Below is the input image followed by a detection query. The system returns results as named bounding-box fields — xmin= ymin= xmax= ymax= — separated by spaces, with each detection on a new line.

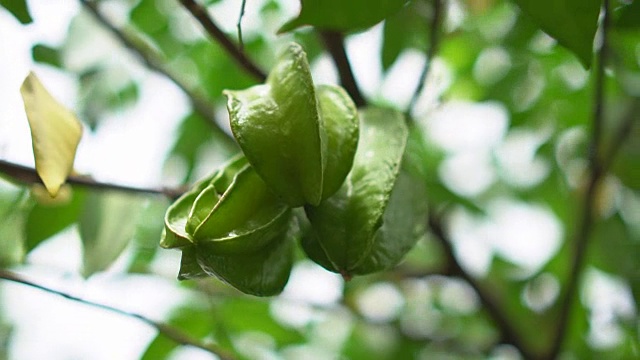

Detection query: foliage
xmin=0 ymin=0 xmax=639 ymax=359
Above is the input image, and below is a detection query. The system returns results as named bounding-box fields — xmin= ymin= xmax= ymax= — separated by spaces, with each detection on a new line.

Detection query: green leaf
xmin=25 ymin=188 xmax=86 ymax=253
xmin=218 ymin=298 xmax=305 ymax=347
xmin=0 ymin=189 xmax=27 ymax=266
xmin=512 ymin=0 xmax=601 ymax=68
xmin=615 ymin=0 xmax=640 ymax=29
xmin=141 ymin=304 xmax=215 ymax=360
xmin=381 ymin=0 xmax=428 ymax=71
xmin=0 ymin=0 xmax=32 ymax=24
xmin=31 ymin=44 xmax=62 ymax=68
xmin=225 ymin=43 xmax=323 ymax=207
xmin=303 ymin=108 xmax=408 ymax=277
xmin=279 ymin=0 xmax=408 ymax=33
xmin=79 ymin=192 xmax=144 ymax=277
xmin=20 ymin=72 xmax=83 ymax=197
xmin=127 ymin=198 xmax=169 ymax=274
xmin=168 ymin=113 xmax=235 ymax=184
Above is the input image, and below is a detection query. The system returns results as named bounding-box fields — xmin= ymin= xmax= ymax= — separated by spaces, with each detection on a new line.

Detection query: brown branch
xmin=79 ymin=0 xmax=233 ymax=144
xmin=178 ymin=0 xmax=267 ymax=82
xmin=0 ymin=159 xmax=184 ymax=199
xmin=407 ymin=0 xmax=444 ymax=116
xmin=428 ymin=211 xmax=539 ymax=360
xmin=0 ymin=269 xmax=235 ymax=360
xmin=319 ymin=31 xmax=367 ymax=107
xmin=546 ymin=1 xmax=610 ymax=358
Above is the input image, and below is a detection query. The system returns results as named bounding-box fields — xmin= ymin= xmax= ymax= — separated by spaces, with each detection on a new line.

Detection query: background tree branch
xmin=408 ymin=0 xmax=443 ymax=116
xmin=79 ymin=0 xmax=233 ymax=145
xmin=178 ymin=0 xmax=267 ymax=82
xmin=319 ymin=31 xmax=367 ymax=107
xmin=0 ymin=159 xmax=183 ymax=199
xmin=428 ymin=211 xmax=539 ymax=360
xmin=547 ymin=1 xmax=611 ymax=358
xmin=0 ymin=269 xmax=236 ymax=360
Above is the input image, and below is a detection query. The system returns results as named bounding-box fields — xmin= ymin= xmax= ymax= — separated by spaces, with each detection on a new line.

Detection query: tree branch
xmin=79 ymin=0 xmax=233 ymax=144
xmin=0 ymin=269 xmax=235 ymax=360
xmin=427 ymin=211 xmax=539 ymax=360
xmin=0 ymin=159 xmax=184 ymax=199
xmin=319 ymin=31 xmax=367 ymax=107
xmin=546 ymin=1 xmax=611 ymax=358
xmin=408 ymin=0 xmax=443 ymax=116
xmin=178 ymin=0 xmax=267 ymax=82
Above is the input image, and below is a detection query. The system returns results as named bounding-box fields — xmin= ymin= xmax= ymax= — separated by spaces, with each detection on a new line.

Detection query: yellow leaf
xmin=20 ymin=72 xmax=83 ymax=197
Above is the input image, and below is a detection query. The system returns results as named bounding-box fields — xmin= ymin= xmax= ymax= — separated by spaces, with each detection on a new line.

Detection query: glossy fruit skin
xmin=225 ymin=43 xmax=359 ymax=208
xmin=161 ymin=155 xmax=294 ymax=296
xmin=303 ymin=108 xmax=426 ymax=278
xmin=161 ymin=43 xmax=423 ymax=296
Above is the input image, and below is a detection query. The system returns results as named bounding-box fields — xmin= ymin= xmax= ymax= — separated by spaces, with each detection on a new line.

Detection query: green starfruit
xmin=161 ymin=155 xmax=294 ymax=296
xmin=303 ymin=108 xmax=425 ymax=278
xmin=224 ymin=42 xmax=358 ymax=207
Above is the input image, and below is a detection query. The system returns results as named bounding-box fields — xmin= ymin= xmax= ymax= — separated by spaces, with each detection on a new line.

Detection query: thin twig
xmin=407 ymin=0 xmax=443 ymax=116
xmin=427 ymin=211 xmax=539 ymax=360
xmin=0 ymin=269 xmax=235 ymax=360
xmin=178 ymin=0 xmax=267 ymax=82
xmin=237 ymin=0 xmax=247 ymax=50
xmin=0 ymin=159 xmax=184 ymax=199
xmin=319 ymin=31 xmax=367 ymax=107
xmin=79 ymin=0 xmax=233 ymax=144
xmin=546 ymin=1 xmax=610 ymax=358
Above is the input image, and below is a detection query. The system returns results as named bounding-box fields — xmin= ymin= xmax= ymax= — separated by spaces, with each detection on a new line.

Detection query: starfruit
xmin=303 ymin=108 xmax=426 ymax=279
xmin=224 ymin=42 xmax=358 ymax=207
xmin=161 ymin=155 xmax=294 ymax=296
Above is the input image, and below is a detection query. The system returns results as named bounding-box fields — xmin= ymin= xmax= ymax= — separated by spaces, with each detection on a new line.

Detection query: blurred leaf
xmin=127 ymin=198 xmax=169 ymax=273
xmin=483 ymin=257 xmax=557 ymax=354
xmin=218 ymin=298 xmax=304 ymax=347
xmin=381 ymin=0 xmax=428 ymax=71
xmin=404 ymin=125 xmax=484 ymax=213
xmin=130 ymin=0 xmax=182 ymax=58
xmin=20 ymin=72 xmax=83 ymax=197
xmin=615 ymin=0 xmax=640 ymax=29
xmin=24 ymin=188 xmax=86 ymax=253
xmin=589 ymin=214 xmax=640 ymax=287
xmin=106 ymin=82 xmax=139 ymax=109
xmin=79 ymin=191 xmax=144 ymax=277
xmin=31 ymin=44 xmax=62 ymax=68
xmin=0 ymin=188 xmax=27 ymax=266
xmin=512 ymin=0 xmax=601 ymax=68
xmin=77 ymin=70 xmax=139 ymax=131
xmin=279 ymin=0 xmax=408 ymax=33
xmin=0 ymin=317 xmax=12 ymax=360
xmin=167 ymin=113 xmax=232 ymax=184
xmin=141 ymin=304 xmax=214 ymax=360
xmin=611 ymin=123 xmax=640 ymax=190
xmin=185 ymin=39 xmax=259 ymax=99
xmin=0 ymin=0 xmax=32 ymax=24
